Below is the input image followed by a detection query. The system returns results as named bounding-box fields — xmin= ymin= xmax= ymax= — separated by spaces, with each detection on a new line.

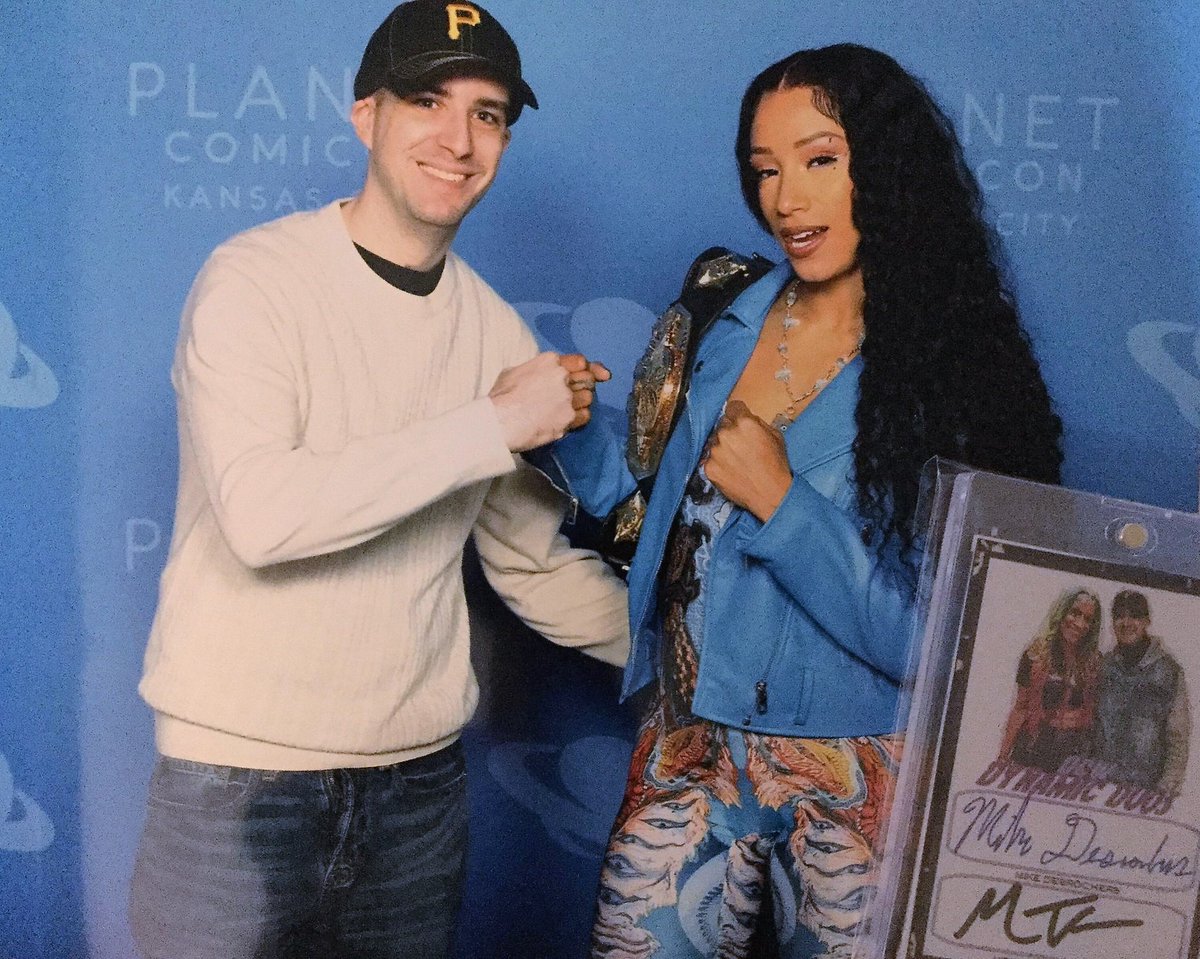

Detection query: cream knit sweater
xmin=139 ymin=201 xmax=628 ymax=770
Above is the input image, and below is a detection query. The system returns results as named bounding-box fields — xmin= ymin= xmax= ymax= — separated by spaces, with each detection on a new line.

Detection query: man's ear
xmin=349 ymin=95 xmax=378 ymax=150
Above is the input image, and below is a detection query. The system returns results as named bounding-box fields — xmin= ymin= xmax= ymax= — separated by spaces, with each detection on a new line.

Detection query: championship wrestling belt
xmin=605 ymin=247 xmax=773 ymax=568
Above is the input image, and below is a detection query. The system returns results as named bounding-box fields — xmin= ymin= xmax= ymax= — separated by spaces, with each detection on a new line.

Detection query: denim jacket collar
xmin=724 ymin=259 xmax=795 ymax=332
xmin=694 ymin=259 xmax=861 ymax=474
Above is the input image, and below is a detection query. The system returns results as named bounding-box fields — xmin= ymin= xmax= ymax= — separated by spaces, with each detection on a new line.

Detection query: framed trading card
xmin=901 ymin=535 xmax=1200 ymax=959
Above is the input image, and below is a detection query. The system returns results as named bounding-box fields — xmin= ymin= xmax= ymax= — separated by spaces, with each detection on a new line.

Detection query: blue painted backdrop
xmin=3 ymin=1 xmax=1199 ymax=956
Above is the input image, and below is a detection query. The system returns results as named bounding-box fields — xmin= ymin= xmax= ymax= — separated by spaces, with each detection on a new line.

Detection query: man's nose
xmin=437 ymin=109 xmax=474 ymax=158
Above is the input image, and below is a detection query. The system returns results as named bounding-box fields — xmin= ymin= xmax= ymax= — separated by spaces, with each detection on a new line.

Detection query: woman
xmin=553 ymin=44 xmax=1062 ymax=958
xmin=999 ymin=588 xmax=1103 ymax=773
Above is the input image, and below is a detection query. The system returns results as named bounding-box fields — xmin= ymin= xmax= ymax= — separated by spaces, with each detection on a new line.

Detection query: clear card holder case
xmin=864 ymin=461 xmax=1200 ymax=959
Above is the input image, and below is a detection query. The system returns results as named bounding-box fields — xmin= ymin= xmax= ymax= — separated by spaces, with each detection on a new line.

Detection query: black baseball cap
xmin=1112 ymin=589 xmax=1150 ymax=619
xmin=354 ymin=0 xmax=538 ymax=123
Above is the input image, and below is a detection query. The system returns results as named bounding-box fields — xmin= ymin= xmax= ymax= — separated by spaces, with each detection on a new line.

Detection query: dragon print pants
xmin=589 ymin=707 xmax=902 ymax=958
xmin=591 ymin=485 xmax=901 ymax=958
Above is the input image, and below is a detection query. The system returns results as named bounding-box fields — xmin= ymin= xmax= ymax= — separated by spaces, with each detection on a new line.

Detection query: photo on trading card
xmin=906 ymin=536 xmax=1200 ymax=959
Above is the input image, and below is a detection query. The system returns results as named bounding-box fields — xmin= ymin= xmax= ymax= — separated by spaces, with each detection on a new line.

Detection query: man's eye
xmin=476 ymin=110 xmax=503 ymax=126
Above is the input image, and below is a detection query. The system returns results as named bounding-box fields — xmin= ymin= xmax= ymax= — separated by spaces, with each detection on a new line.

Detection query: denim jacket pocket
xmin=791 ymin=668 xmax=815 ymax=725
xmin=751 ymin=605 xmax=817 ymax=727
xmin=763 ymin=625 xmax=816 ymax=726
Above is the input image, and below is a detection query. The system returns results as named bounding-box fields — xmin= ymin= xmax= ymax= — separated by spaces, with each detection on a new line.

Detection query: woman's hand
xmin=557 ymin=353 xmax=611 ymax=430
xmin=703 ymin=401 xmax=792 ymax=522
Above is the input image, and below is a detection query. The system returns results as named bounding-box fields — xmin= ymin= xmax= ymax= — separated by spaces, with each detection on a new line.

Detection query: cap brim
xmin=387 ymin=52 xmax=537 ymax=110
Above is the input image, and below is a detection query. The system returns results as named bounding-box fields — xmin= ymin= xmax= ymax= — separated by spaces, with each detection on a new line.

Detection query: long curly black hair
xmin=736 ymin=44 xmax=1062 ymax=557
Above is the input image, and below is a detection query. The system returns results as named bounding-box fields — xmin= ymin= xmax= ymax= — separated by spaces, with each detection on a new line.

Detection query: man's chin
xmin=416 ymin=198 xmax=484 ymax=232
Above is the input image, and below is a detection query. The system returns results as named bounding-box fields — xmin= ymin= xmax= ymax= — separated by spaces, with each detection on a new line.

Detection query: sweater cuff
xmin=454 ymin=396 xmax=520 ymax=479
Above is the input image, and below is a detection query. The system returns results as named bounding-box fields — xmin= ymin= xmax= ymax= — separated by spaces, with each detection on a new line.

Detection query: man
xmin=128 ymin=3 xmax=626 ymax=957
xmin=1096 ymin=589 xmax=1190 ymax=794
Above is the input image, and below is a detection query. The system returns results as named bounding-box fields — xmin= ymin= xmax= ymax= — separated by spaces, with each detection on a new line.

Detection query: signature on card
xmin=953 ymin=881 xmax=1142 ymax=948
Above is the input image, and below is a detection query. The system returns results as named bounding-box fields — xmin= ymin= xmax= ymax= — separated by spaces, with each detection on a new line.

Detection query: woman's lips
xmin=780 ymin=226 xmax=828 ymax=258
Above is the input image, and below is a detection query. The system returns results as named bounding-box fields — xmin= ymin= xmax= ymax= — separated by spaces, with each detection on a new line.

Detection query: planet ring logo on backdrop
xmin=0 ymin=299 xmax=59 ymax=409
xmin=1128 ymin=321 xmax=1200 ymax=429
xmin=486 ymin=735 xmax=630 ymax=857
xmin=516 ymin=297 xmax=658 ymax=417
xmin=0 ymin=750 xmax=55 ymax=853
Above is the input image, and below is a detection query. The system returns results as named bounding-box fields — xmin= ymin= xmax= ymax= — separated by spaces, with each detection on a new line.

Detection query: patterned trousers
xmin=590 ymin=700 xmax=902 ymax=959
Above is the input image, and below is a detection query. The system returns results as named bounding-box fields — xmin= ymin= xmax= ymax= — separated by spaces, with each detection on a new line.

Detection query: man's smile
xmin=417 ymin=161 xmax=472 ymax=184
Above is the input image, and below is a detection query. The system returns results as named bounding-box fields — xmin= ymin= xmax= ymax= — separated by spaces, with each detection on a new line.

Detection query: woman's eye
xmin=753 ymin=167 xmax=778 ymax=181
xmin=808 ymin=154 xmax=838 ymax=168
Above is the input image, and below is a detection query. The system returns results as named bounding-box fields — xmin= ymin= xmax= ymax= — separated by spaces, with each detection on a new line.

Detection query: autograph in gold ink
xmin=953 ymin=881 xmax=1142 ymax=947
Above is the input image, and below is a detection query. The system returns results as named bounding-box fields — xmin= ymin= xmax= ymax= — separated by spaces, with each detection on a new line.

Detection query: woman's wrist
xmin=748 ymin=474 xmax=791 ymax=523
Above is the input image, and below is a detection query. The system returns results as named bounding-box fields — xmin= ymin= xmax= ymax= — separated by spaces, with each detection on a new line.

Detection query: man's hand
xmin=490 ymin=352 xmax=602 ymax=452
xmin=702 ymin=401 xmax=792 ymax=522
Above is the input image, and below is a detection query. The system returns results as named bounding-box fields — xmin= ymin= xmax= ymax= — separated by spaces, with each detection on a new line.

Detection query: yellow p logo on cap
xmin=446 ymin=3 xmax=481 ymax=40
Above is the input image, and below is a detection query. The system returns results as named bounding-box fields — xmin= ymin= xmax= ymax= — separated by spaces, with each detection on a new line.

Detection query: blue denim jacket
xmin=552 ymin=261 xmax=915 ymax=736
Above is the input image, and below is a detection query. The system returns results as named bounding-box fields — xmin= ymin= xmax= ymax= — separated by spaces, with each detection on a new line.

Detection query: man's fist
xmin=489 ymin=352 xmax=591 ymax=452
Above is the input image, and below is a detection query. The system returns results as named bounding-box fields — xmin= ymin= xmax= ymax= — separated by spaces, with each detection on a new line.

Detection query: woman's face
xmin=749 ymin=85 xmax=861 ymax=288
xmin=1059 ymin=594 xmax=1097 ymax=648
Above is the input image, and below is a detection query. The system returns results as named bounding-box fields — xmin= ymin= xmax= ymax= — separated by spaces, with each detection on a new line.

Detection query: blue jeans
xmin=129 ymin=742 xmax=468 ymax=959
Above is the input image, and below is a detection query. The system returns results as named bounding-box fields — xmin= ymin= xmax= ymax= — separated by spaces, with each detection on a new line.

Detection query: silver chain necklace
xmin=771 ymin=280 xmax=864 ymax=432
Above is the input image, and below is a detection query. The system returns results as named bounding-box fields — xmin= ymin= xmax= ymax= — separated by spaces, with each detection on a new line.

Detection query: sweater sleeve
xmin=473 ymin=459 xmax=630 ymax=667
xmin=175 ymin=261 xmax=517 ymax=568
xmin=736 ymin=473 xmax=916 ymax=682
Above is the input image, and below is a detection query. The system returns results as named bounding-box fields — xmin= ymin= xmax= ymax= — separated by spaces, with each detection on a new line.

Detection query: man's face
xmin=1113 ymin=609 xmax=1150 ymax=646
xmin=351 ymin=75 xmax=511 ymax=237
